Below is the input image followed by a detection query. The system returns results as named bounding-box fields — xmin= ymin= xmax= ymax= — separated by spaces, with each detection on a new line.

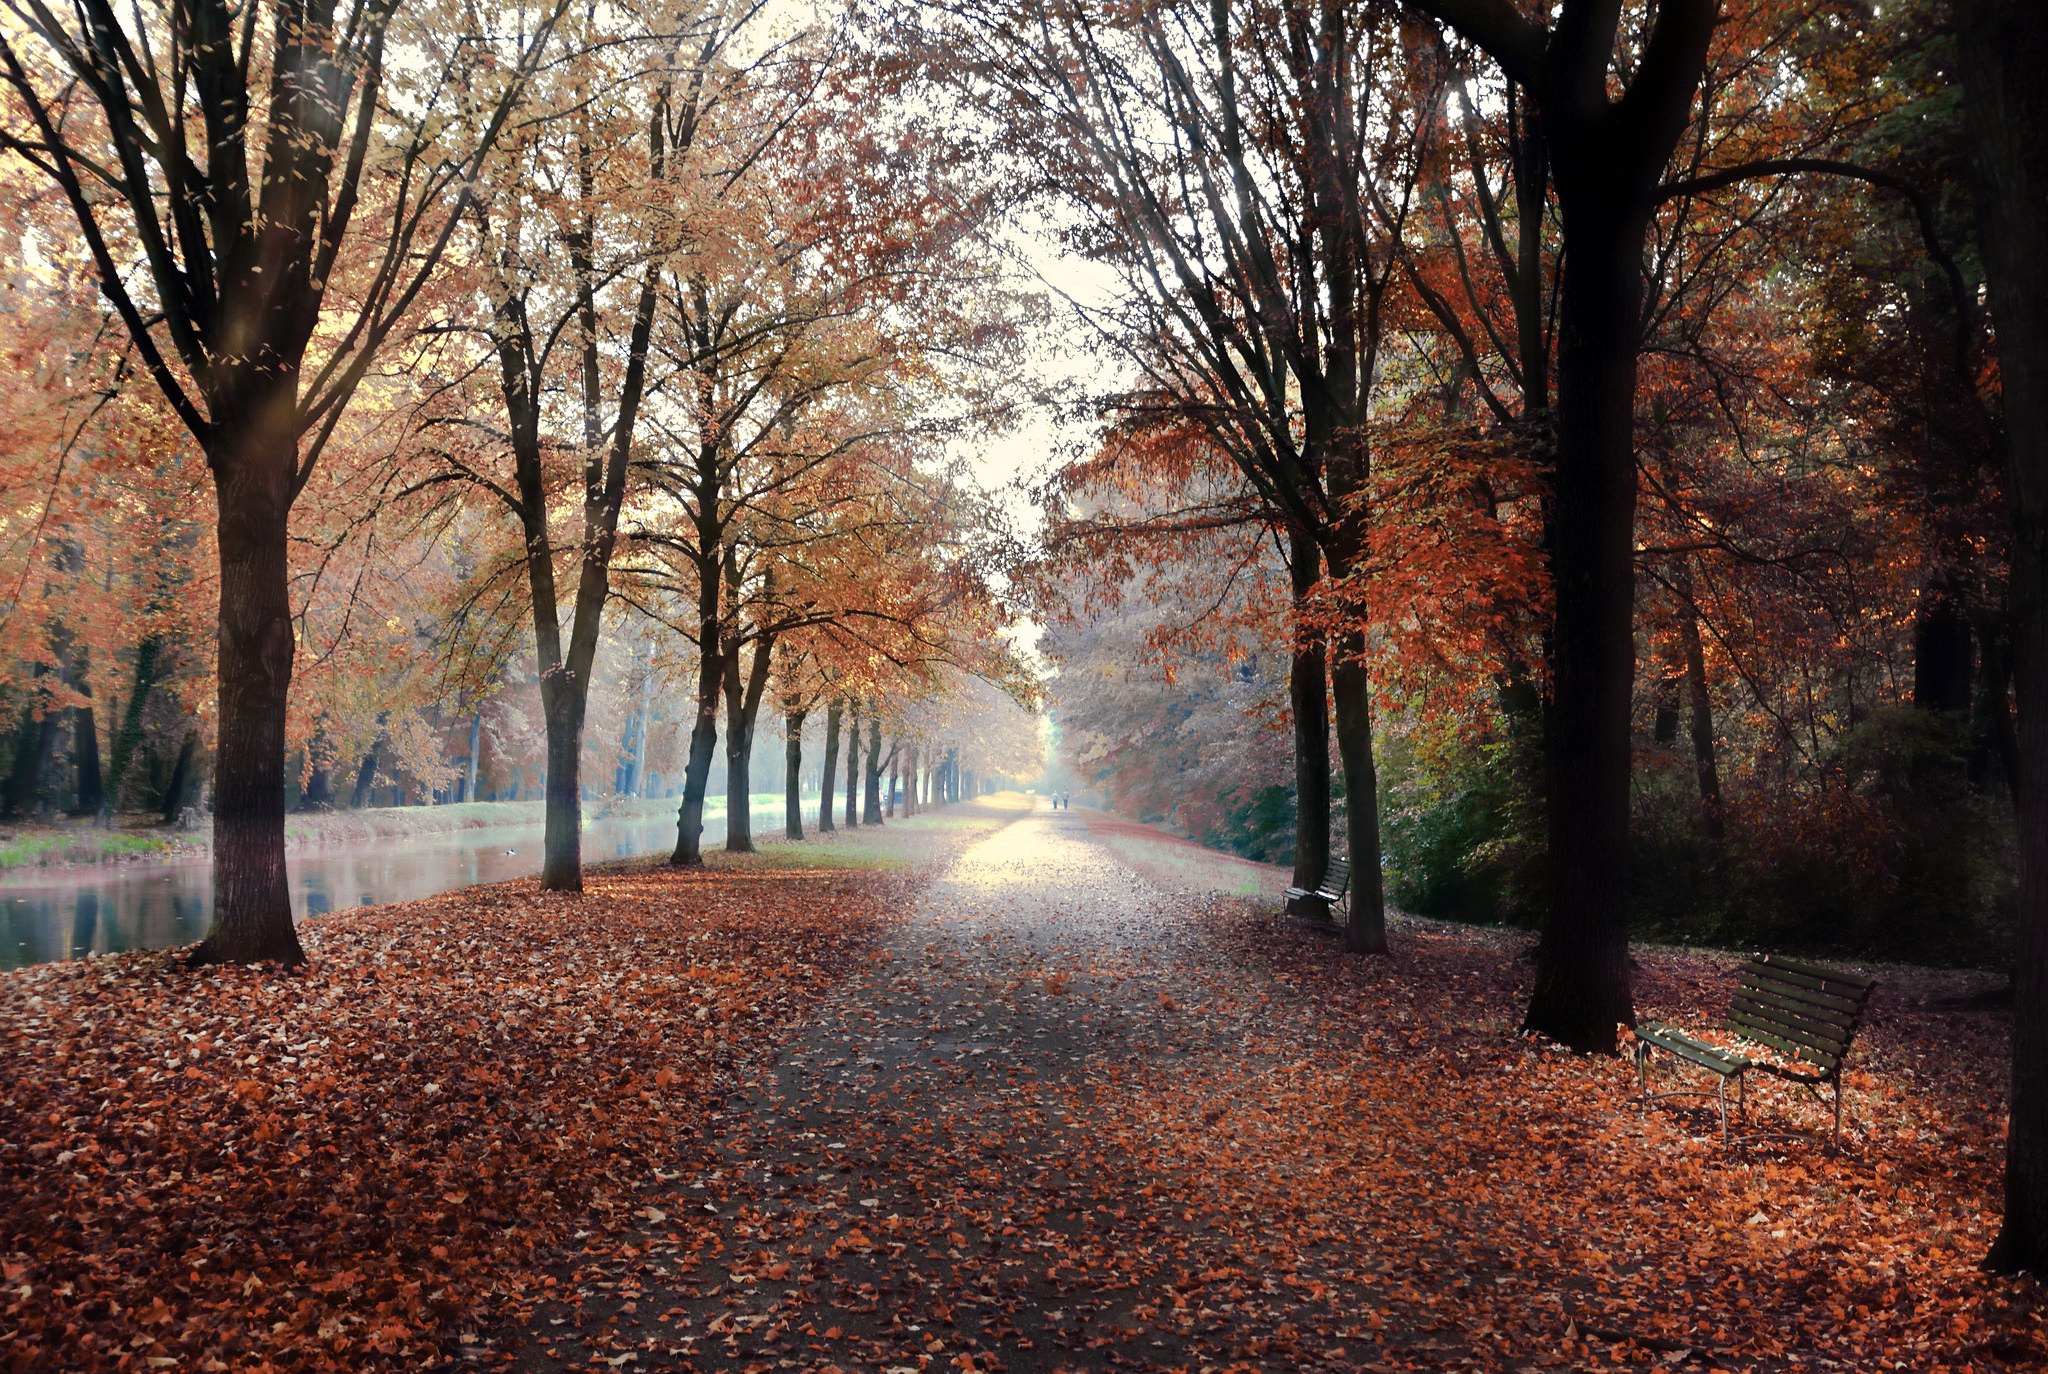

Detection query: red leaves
xmin=0 ymin=858 xmax=902 ymax=1372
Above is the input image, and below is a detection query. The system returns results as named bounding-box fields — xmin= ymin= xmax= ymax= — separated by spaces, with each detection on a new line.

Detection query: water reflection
xmin=2 ymin=803 xmax=778 ymax=971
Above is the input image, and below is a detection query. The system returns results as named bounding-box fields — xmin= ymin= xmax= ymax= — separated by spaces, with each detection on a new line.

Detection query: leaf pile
xmin=495 ymin=808 xmax=2045 ymax=1373
xmin=0 ymin=860 xmax=905 ymax=1372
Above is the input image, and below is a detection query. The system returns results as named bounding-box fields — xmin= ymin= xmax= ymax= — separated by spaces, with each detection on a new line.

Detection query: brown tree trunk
xmin=724 ymin=634 xmax=774 ymax=853
xmin=1960 ymin=0 xmax=2048 ymax=1277
xmin=862 ymin=717 xmax=885 ymax=824
xmin=1521 ymin=192 xmax=1644 ymax=1051
xmin=819 ymin=698 xmax=841 ymax=833
xmin=1679 ymin=610 xmax=1725 ymax=839
xmin=106 ymin=634 xmax=161 ymax=814
xmin=1413 ymin=0 xmax=1715 ymax=1056
xmin=786 ymin=707 xmax=807 ymax=840
xmin=886 ymin=743 xmax=899 ymax=818
xmin=672 ymin=554 xmax=723 ymax=867
xmin=161 ymin=728 xmax=199 ymax=825
xmin=1286 ymin=526 xmax=1332 ymax=915
xmin=539 ymin=668 xmax=586 ymax=887
xmin=843 ymin=701 xmax=861 ymax=828
xmin=1329 ymin=630 xmax=1387 ymax=954
xmin=193 ymin=450 xmax=303 ymax=966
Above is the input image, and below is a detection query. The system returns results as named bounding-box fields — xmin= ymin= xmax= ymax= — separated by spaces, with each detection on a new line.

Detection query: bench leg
xmin=1833 ymin=1079 xmax=1842 ymax=1147
xmin=1716 ymin=1074 xmax=1729 ymax=1145
xmin=1636 ymin=1041 xmax=1649 ymax=1106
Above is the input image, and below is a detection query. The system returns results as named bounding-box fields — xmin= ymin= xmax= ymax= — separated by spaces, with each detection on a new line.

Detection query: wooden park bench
xmin=1284 ymin=857 xmax=1350 ymax=923
xmin=1635 ymin=954 xmax=1877 ymax=1146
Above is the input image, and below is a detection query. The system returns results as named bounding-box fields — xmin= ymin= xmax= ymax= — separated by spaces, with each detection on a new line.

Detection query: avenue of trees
xmin=5 ymin=0 xmax=2048 ymax=1275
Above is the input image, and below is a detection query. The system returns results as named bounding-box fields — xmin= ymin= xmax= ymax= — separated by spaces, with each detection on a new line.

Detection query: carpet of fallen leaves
xmin=6 ymin=795 xmax=2048 ymax=1373
xmin=0 ymin=858 xmax=915 ymax=1371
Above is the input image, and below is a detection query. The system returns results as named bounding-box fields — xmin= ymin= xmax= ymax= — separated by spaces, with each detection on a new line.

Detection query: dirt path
xmin=504 ymin=798 xmax=1347 ymax=1372
xmin=499 ymin=796 xmax=2035 ymax=1374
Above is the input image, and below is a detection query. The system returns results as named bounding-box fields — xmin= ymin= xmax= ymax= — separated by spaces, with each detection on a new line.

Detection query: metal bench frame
xmin=1635 ymin=953 xmax=1876 ymax=1146
xmin=1284 ymin=857 xmax=1351 ymax=922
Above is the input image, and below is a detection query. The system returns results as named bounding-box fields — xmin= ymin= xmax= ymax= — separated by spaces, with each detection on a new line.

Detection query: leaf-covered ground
xmin=5 ymin=794 xmax=2045 ymax=1371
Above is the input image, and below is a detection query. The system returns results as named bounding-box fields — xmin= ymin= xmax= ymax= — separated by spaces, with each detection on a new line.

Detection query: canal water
xmin=2 ymin=799 xmax=792 ymax=971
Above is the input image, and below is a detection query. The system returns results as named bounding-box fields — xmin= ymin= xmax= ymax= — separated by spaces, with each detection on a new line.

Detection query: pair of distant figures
xmin=1050 ymin=791 xmax=1072 ymax=810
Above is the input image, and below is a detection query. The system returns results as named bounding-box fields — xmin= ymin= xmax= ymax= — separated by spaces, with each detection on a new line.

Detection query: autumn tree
xmin=0 ymin=0 xmax=563 ymax=962
xmin=1956 ymin=0 xmax=2048 ymax=1282
xmin=410 ymin=1 xmax=747 ymax=890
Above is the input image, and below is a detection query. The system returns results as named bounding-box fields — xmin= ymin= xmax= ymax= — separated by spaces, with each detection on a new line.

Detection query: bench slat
xmin=1729 ymin=1000 xmax=1852 ymax=1049
xmin=1731 ymin=1022 xmax=1842 ymax=1073
xmin=1732 ymin=985 xmax=1860 ymax=1031
xmin=1637 ymin=1023 xmax=1748 ymax=1075
xmin=1750 ymin=953 xmax=1876 ymax=993
xmin=1742 ymin=959 xmax=1875 ymax=1003
xmin=1738 ymin=971 xmax=1866 ymax=1018
xmin=1729 ymin=1007 xmax=1850 ymax=1057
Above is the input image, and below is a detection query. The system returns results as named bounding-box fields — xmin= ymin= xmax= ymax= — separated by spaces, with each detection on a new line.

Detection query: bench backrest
xmin=1725 ymin=954 xmax=1877 ymax=1078
xmin=1322 ymin=858 xmax=1350 ymax=895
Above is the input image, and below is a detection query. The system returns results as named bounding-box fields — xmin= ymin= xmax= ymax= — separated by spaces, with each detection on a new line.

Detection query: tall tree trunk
xmin=72 ymin=680 xmax=104 ymax=820
xmin=844 ymin=702 xmax=861 ymax=828
xmin=4 ymin=680 xmax=50 ymax=819
xmin=1521 ymin=189 xmax=1645 ymax=1051
xmin=465 ymin=712 xmax=482 ymax=804
xmin=1329 ymin=630 xmax=1387 ymax=954
xmin=1286 ymin=527 xmax=1332 ymax=914
xmin=671 ymin=562 xmax=723 ymax=867
xmin=299 ymin=735 xmax=335 ymax=812
xmin=785 ymin=707 xmax=807 ymax=840
xmin=1915 ymin=579 xmax=1976 ymax=713
xmin=1961 ymin=0 xmax=2048 ymax=1277
xmin=819 ymin=698 xmax=842 ymax=833
xmin=161 ymin=728 xmax=199 ymax=825
xmin=862 ymin=717 xmax=885 ymax=824
xmin=349 ymin=738 xmax=379 ymax=810
xmin=1412 ymin=0 xmax=1715 ymax=1055
xmin=724 ymin=634 xmax=775 ymax=854
xmin=904 ymin=744 xmax=918 ymax=816
xmin=193 ymin=451 xmax=303 ymax=966
xmin=539 ymin=669 xmax=586 ymax=886
xmin=105 ymin=634 xmax=161 ymax=814
xmin=886 ymin=743 xmax=899 ymax=818
xmin=1679 ymin=609 xmax=1725 ymax=839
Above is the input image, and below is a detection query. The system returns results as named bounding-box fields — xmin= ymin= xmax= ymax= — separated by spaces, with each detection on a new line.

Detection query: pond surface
xmin=2 ymin=800 xmax=788 ymax=970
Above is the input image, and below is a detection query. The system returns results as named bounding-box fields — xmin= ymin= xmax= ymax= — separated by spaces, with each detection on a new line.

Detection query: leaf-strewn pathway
xmin=2 ymin=794 xmax=2038 ymax=1371
xmin=502 ymin=798 xmax=2041 ymax=1373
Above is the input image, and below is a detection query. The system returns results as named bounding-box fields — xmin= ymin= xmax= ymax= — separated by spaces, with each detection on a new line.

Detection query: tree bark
xmin=539 ymin=666 xmax=586 ymax=887
xmin=193 ymin=447 xmax=303 ymax=965
xmin=724 ymin=634 xmax=775 ymax=853
xmin=1286 ymin=527 xmax=1332 ymax=915
xmin=671 ymin=559 xmax=723 ymax=867
xmin=862 ymin=717 xmax=886 ymax=824
xmin=1959 ymin=0 xmax=2048 ymax=1278
xmin=1329 ymin=631 xmax=1387 ymax=953
xmin=349 ymin=740 xmax=379 ymax=810
xmin=1521 ymin=190 xmax=1644 ymax=1050
xmin=1414 ymin=0 xmax=1716 ymax=1056
xmin=785 ymin=707 xmax=807 ymax=840
xmin=1915 ymin=580 xmax=1976 ymax=713
xmin=1679 ymin=610 xmax=1725 ymax=839
xmin=105 ymin=635 xmax=161 ymax=814
xmin=161 ymin=729 xmax=199 ymax=825
xmin=819 ymin=698 xmax=842 ymax=833
xmin=844 ymin=702 xmax=861 ymax=828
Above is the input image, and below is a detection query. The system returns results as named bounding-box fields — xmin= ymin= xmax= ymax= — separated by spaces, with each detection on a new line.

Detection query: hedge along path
xmin=499 ymin=801 xmax=2037 ymax=1374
